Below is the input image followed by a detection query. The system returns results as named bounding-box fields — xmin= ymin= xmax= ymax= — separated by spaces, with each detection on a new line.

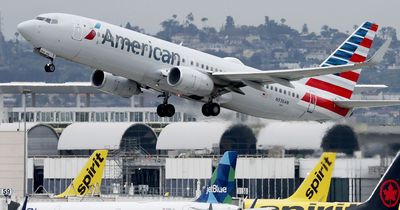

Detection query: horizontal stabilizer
xmin=353 ymin=84 xmax=388 ymax=94
xmin=334 ymin=100 xmax=400 ymax=109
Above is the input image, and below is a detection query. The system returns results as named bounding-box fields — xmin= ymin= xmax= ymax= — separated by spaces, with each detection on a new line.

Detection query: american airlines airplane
xmin=20 ymin=151 xmax=239 ymax=210
xmin=17 ymin=13 xmax=400 ymax=121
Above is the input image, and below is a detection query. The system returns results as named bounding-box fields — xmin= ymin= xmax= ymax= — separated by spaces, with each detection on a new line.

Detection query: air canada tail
xmin=196 ymin=151 xmax=238 ymax=204
xmin=355 ymin=152 xmax=400 ymax=210
xmin=304 ymin=22 xmax=378 ymax=99
xmin=288 ymin=152 xmax=336 ymax=202
xmin=55 ymin=150 xmax=108 ymax=198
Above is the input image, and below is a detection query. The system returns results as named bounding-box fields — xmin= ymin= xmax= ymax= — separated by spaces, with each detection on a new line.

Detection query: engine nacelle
xmin=91 ymin=70 xmax=141 ymax=98
xmin=167 ymin=67 xmax=214 ymax=96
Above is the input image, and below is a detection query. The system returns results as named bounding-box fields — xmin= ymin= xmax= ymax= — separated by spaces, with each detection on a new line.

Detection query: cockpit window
xmin=35 ymin=16 xmax=58 ymax=24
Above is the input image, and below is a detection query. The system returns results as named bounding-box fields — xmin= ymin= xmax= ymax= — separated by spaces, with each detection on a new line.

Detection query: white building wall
xmin=299 ymin=158 xmax=381 ymax=178
xmin=0 ymin=132 xmax=24 ymax=198
xmin=44 ymin=158 xmax=86 ymax=179
xmin=166 ymin=158 xmax=212 ymax=179
xmin=236 ymin=158 xmax=295 ymax=179
xmin=27 ymin=158 xmax=121 ymax=179
xmin=166 ymin=157 xmax=295 ymax=179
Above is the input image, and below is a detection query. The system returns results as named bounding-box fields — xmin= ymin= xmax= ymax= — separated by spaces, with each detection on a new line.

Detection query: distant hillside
xmin=1 ymin=14 xmax=400 ymax=92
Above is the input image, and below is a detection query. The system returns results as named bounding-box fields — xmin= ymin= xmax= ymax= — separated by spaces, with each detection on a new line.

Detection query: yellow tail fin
xmin=288 ymin=152 xmax=336 ymax=202
xmin=55 ymin=150 xmax=108 ymax=198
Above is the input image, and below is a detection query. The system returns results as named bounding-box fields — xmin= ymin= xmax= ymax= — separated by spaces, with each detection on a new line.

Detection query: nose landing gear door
xmin=71 ymin=23 xmax=83 ymax=41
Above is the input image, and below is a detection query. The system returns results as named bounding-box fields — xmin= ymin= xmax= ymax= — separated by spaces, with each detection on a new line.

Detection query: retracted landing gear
xmin=157 ymin=92 xmax=175 ymax=117
xmin=202 ymin=102 xmax=220 ymax=117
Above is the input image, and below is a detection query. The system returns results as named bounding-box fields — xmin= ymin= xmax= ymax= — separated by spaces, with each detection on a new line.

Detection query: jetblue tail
xmin=356 ymin=152 xmax=400 ymax=210
xmin=304 ymin=22 xmax=379 ymax=99
xmin=196 ymin=151 xmax=238 ymax=204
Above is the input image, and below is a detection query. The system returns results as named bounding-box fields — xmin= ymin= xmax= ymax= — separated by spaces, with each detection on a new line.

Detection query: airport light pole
xmin=22 ymin=89 xmax=31 ymax=196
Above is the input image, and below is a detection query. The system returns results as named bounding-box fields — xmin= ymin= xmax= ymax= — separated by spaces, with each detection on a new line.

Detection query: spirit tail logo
xmin=55 ymin=150 xmax=108 ymax=198
xmin=288 ymin=152 xmax=336 ymax=202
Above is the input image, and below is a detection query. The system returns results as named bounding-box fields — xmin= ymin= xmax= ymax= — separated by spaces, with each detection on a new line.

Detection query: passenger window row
xmin=266 ymin=85 xmax=299 ymax=99
xmin=183 ymin=59 xmax=223 ymax=72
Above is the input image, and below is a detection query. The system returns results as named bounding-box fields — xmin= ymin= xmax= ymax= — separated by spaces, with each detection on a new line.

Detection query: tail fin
xmin=19 ymin=196 xmax=28 ymax=210
xmin=304 ymin=22 xmax=379 ymax=99
xmin=357 ymin=152 xmax=400 ymax=210
xmin=288 ymin=152 xmax=336 ymax=202
xmin=196 ymin=151 xmax=238 ymax=204
xmin=55 ymin=150 xmax=108 ymax=198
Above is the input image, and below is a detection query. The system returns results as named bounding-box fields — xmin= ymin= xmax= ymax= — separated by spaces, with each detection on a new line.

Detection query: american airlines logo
xmin=101 ymin=29 xmax=181 ymax=66
xmin=207 ymin=185 xmax=227 ymax=194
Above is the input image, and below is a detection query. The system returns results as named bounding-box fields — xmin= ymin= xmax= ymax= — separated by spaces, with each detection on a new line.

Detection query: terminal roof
xmin=0 ymin=82 xmax=101 ymax=94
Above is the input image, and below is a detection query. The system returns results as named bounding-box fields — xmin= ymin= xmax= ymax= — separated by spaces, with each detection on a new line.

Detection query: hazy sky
xmin=1 ymin=0 xmax=399 ymax=39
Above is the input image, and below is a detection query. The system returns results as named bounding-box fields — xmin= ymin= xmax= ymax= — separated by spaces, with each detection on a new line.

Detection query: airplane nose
xmin=17 ymin=20 xmax=37 ymax=41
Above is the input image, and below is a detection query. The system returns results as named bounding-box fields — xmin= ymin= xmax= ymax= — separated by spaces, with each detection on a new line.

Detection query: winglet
xmin=368 ymin=38 xmax=391 ymax=65
xmin=55 ymin=150 xmax=108 ymax=198
xmin=288 ymin=152 xmax=336 ymax=202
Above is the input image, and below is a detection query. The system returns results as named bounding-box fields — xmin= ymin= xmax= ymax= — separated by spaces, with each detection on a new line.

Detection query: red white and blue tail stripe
xmin=305 ymin=22 xmax=378 ymax=100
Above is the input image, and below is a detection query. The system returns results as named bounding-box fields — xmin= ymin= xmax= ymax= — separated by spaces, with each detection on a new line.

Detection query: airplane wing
xmin=334 ymin=100 xmax=400 ymax=109
xmin=212 ymin=39 xmax=390 ymax=87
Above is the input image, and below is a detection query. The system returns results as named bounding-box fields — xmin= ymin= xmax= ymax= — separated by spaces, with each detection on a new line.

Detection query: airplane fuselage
xmin=249 ymin=200 xmax=361 ymax=210
xmin=18 ymin=13 xmax=352 ymax=121
xmin=25 ymin=201 xmax=239 ymax=210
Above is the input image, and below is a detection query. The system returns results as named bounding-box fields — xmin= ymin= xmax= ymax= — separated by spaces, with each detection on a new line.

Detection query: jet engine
xmin=167 ymin=67 xmax=214 ymax=96
xmin=91 ymin=70 xmax=141 ymax=98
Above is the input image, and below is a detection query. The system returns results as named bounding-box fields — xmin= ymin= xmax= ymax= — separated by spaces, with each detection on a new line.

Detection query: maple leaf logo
xmin=384 ymin=184 xmax=398 ymax=202
xmin=380 ymin=179 xmax=400 ymax=208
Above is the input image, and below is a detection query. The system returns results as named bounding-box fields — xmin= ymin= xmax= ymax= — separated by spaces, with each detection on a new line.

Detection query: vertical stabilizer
xmin=356 ymin=152 xmax=400 ymax=210
xmin=288 ymin=152 xmax=336 ymax=202
xmin=196 ymin=151 xmax=238 ymax=204
xmin=55 ymin=150 xmax=108 ymax=198
xmin=303 ymin=22 xmax=379 ymax=99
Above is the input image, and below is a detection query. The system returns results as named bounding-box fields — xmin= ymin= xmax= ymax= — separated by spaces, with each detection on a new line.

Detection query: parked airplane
xmin=247 ymin=152 xmax=400 ymax=210
xmin=20 ymin=151 xmax=239 ymax=210
xmin=244 ymin=152 xmax=336 ymax=208
xmin=17 ymin=14 xmax=400 ymax=121
xmin=55 ymin=150 xmax=108 ymax=198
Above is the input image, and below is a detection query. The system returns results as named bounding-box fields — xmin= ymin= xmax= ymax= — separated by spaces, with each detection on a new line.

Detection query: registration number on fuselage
xmin=275 ymin=97 xmax=289 ymax=105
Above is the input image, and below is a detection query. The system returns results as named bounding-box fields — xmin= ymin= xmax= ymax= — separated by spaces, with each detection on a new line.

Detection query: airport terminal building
xmin=0 ymin=83 xmax=398 ymax=203
xmin=0 ymin=121 xmax=393 ymax=204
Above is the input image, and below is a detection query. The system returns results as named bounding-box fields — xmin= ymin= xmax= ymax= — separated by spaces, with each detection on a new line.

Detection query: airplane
xmin=55 ymin=150 xmax=108 ymax=198
xmin=246 ymin=152 xmax=400 ymax=210
xmin=17 ymin=13 xmax=400 ymax=121
xmin=19 ymin=151 xmax=239 ymax=210
xmin=244 ymin=152 xmax=336 ymax=208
